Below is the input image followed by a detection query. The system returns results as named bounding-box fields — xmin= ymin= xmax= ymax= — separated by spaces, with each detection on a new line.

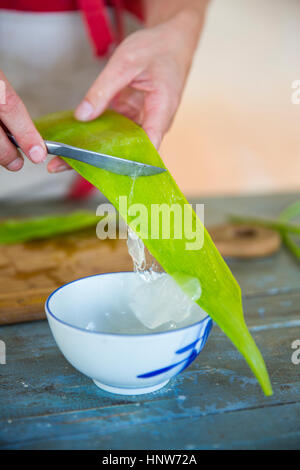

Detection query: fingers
xmin=47 ymin=156 xmax=73 ymax=173
xmin=142 ymin=88 xmax=176 ymax=149
xmin=75 ymin=47 xmax=140 ymax=121
xmin=0 ymin=126 xmax=24 ymax=171
xmin=0 ymin=71 xmax=47 ymax=168
xmin=110 ymin=87 xmax=144 ymax=124
xmin=75 ymin=28 xmax=182 ymax=150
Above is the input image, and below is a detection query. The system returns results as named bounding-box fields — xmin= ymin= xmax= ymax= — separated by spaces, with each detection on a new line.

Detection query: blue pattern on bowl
xmin=137 ymin=317 xmax=212 ymax=379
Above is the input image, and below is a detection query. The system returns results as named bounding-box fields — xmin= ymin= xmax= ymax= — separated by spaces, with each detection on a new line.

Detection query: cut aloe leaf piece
xmin=36 ymin=110 xmax=272 ymax=396
xmin=0 ymin=211 xmax=99 ymax=244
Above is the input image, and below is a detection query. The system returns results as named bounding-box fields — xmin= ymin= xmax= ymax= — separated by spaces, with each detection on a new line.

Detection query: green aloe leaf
xmin=230 ymin=201 xmax=300 ymax=260
xmin=230 ymin=214 xmax=300 ymax=236
xmin=35 ymin=110 xmax=272 ymax=396
xmin=278 ymin=201 xmax=300 ymax=260
xmin=0 ymin=211 xmax=99 ymax=244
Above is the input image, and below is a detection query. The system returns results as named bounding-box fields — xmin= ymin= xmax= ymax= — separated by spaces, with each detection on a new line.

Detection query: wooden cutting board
xmin=0 ymin=229 xmax=132 ymax=325
xmin=0 ymin=219 xmax=281 ymax=325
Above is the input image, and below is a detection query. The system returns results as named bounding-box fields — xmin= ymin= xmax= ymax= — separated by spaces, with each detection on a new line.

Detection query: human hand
xmin=49 ymin=6 xmax=203 ymax=173
xmin=0 ymin=70 xmax=47 ymax=172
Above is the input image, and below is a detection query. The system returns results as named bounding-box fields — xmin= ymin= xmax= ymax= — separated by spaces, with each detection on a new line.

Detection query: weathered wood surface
xmin=0 ymin=192 xmax=300 ymax=449
xmin=0 ymin=231 xmax=131 ymax=325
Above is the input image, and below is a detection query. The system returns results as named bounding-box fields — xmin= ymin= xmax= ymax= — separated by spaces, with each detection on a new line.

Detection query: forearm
xmin=144 ymin=0 xmax=210 ymax=31
xmin=144 ymin=0 xmax=210 ymax=63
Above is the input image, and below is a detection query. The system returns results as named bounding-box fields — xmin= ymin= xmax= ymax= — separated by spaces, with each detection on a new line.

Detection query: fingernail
xmin=7 ymin=157 xmax=23 ymax=171
xmin=29 ymin=144 xmax=47 ymax=163
xmin=148 ymin=134 xmax=160 ymax=149
xmin=75 ymin=100 xmax=94 ymax=121
xmin=50 ymin=163 xmax=72 ymax=173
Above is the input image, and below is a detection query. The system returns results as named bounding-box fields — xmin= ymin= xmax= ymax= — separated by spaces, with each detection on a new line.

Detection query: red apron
xmin=0 ymin=0 xmax=143 ymax=199
xmin=0 ymin=1 xmax=143 ymax=56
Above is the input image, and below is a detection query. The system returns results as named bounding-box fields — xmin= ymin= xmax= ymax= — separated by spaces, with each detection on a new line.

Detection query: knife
xmin=6 ymin=132 xmax=166 ymax=177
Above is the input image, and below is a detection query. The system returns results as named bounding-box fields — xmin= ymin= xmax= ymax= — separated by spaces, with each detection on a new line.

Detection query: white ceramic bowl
xmin=45 ymin=272 xmax=212 ymax=395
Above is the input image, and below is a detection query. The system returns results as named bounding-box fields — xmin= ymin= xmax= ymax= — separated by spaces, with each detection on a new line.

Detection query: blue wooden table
xmin=1 ymin=192 xmax=300 ymax=450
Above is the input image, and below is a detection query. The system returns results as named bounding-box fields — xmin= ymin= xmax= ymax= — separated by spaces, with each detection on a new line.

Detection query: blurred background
xmin=162 ymin=0 xmax=300 ymax=196
xmin=1 ymin=0 xmax=300 ymax=199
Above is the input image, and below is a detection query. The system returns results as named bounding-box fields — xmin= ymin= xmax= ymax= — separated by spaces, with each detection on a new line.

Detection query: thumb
xmin=75 ymin=53 xmax=139 ymax=122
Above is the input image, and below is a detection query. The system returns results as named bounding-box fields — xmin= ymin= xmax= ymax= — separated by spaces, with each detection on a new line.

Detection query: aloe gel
xmin=36 ymin=110 xmax=272 ymax=396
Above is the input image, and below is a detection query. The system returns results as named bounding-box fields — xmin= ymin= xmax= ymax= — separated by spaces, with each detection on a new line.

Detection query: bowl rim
xmin=45 ymin=271 xmax=211 ymax=338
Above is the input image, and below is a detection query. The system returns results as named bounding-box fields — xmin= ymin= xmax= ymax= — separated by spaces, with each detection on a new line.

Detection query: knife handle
xmin=5 ymin=131 xmax=19 ymax=148
xmin=5 ymin=131 xmax=55 ymax=155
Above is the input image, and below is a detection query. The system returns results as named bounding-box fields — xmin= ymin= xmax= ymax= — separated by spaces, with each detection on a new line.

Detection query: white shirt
xmin=0 ymin=9 xmax=139 ymax=200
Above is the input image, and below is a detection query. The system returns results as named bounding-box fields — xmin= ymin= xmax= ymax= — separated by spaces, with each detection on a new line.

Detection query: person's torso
xmin=0 ymin=5 xmax=140 ymax=200
xmin=0 ymin=9 xmax=105 ymax=199
xmin=0 ymin=9 xmax=104 ymax=117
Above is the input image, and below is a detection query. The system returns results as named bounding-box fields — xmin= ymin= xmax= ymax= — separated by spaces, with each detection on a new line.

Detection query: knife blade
xmin=6 ymin=133 xmax=167 ymax=177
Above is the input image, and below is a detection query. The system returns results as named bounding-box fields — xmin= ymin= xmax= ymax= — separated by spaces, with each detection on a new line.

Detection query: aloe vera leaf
xmin=278 ymin=201 xmax=300 ymax=222
xmin=230 ymin=214 xmax=300 ymax=236
xmin=230 ymin=202 xmax=300 ymax=260
xmin=0 ymin=211 xmax=99 ymax=244
xmin=278 ymin=201 xmax=300 ymax=260
xmin=230 ymin=207 xmax=300 ymax=260
xmin=281 ymin=233 xmax=300 ymax=259
xmin=35 ymin=110 xmax=272 ymax=395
